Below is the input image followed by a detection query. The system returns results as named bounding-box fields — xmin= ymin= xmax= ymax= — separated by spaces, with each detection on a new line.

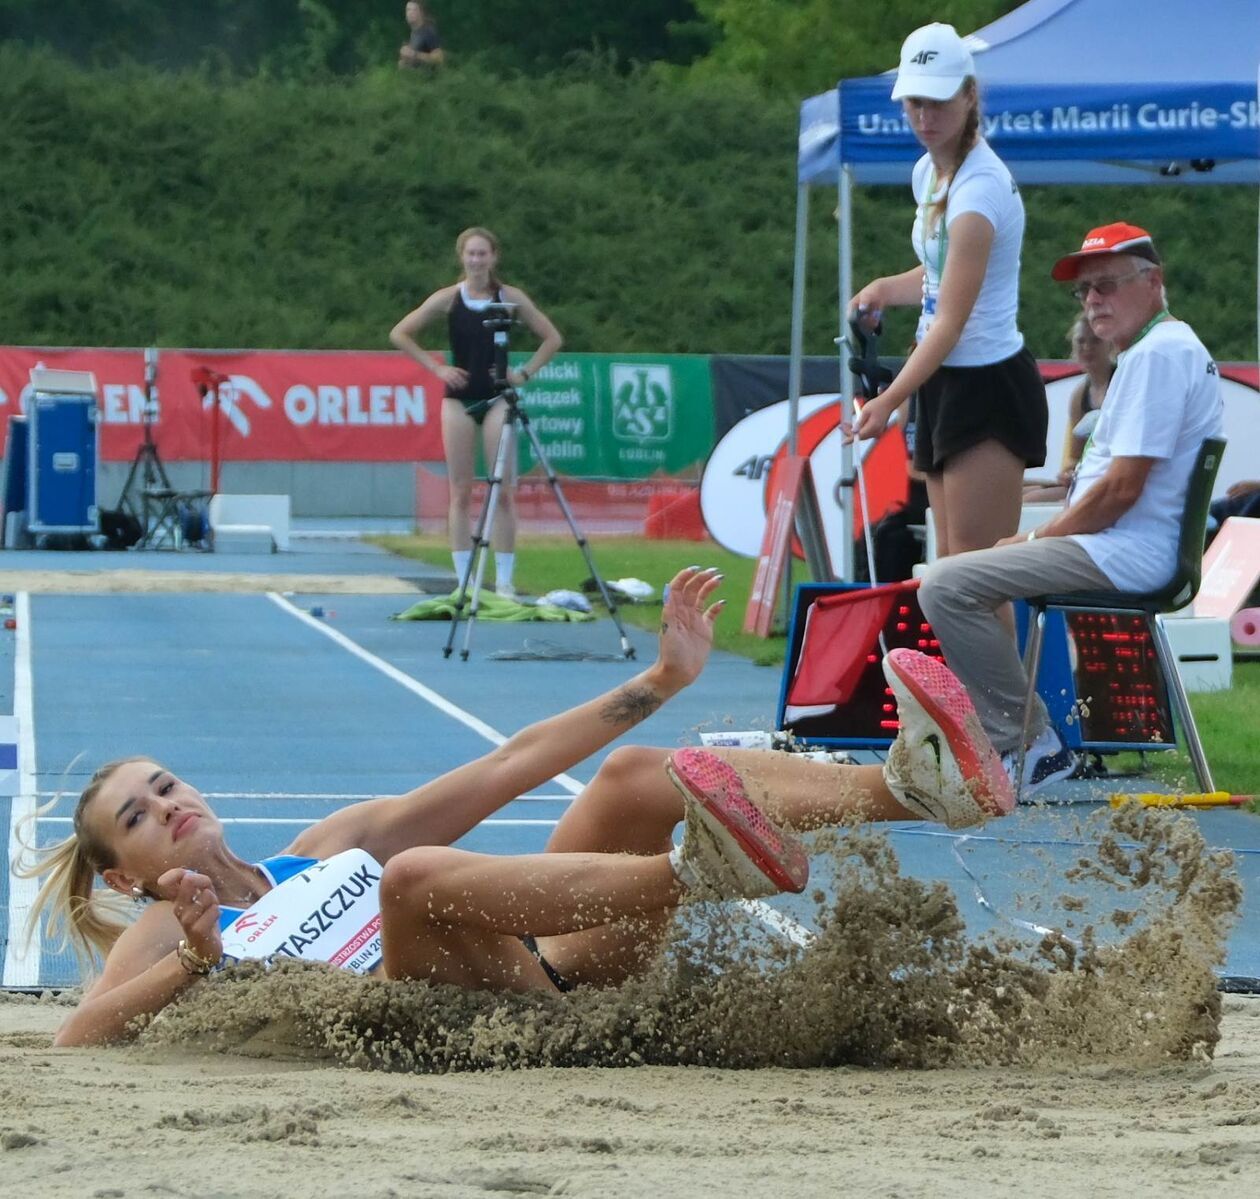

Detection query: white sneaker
xmin=1001 ymin=725 xmax=1077 ymax=798
xmin=665 ymin=748 xmax=809 ymax=900
xmin=881 ymin=649 xmax=1015 ymax=830
xmin=494 ymin=583 xmax=518 ymax=600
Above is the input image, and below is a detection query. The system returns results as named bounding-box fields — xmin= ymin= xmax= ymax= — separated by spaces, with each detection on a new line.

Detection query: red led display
xmin=779 ymin=586 xmax=1176 ymax=750
xmin=779 ymin=586 xmax=944 ymax=746
xmin=1064 ymin=611 xmax=1174 ymax=745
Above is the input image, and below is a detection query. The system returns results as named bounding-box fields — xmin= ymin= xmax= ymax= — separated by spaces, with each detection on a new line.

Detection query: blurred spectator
xmin=1207 ymin=479 xmax=1260 ymax=543
xmin=1024 ymin=316 xmax=1114 ymax=503
xmin=399 ymin=2 xmax=444 ymax=70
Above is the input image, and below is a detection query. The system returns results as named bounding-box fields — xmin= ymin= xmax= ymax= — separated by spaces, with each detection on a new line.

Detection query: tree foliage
xmin=688 ymin=0 xmax=1016 ymax=94
xmin=0 ymin=0 xmax=708 ymax=76
xmin=0 ymin=47 xmax=1253 ymax=362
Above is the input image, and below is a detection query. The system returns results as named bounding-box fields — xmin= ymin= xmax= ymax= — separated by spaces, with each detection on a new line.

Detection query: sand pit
xmin=2 ymin=994 xmax=1258 ymax=1196
xmin=3 ymin=810 xmax=1257 ymax=1195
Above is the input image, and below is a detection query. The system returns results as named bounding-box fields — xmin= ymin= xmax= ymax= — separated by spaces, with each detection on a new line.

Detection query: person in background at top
xmin=398 ymin=1 xmax=445 ymax=71
xmin=847 ymin=22 xmax=1048 ymax=561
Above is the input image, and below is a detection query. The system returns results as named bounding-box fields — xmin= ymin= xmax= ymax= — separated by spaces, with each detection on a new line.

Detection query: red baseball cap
xmin=1051 ymin=222 xmax=1162 ymax=281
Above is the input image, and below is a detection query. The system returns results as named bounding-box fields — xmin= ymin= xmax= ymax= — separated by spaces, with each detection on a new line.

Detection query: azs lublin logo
xmin=611 ymin=364 xmax=672 ymax=442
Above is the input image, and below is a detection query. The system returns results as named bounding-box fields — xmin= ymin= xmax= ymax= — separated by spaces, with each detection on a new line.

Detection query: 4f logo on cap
xmin=909 ymin=50 xmax=939 ymax=65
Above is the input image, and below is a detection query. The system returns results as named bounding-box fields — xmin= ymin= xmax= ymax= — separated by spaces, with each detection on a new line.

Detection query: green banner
xmin=510 ymin=352 xmax=712 ymax=479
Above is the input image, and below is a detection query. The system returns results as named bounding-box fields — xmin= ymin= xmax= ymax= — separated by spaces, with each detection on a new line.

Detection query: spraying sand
xmin=2 ymin=808 xmax=1258 ymax=1196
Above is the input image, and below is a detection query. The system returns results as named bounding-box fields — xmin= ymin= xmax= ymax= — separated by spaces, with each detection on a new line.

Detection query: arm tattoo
xmin=600 ymin=685 xmax=661 ymax=727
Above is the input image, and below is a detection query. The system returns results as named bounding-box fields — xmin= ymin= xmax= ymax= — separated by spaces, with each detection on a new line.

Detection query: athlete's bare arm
xmin=291 ymin=567 xmax=724 ymax=863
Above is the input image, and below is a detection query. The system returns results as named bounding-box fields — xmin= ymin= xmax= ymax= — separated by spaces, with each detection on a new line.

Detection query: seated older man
xmin=918 ymin=222 xmax=1223 ymax=794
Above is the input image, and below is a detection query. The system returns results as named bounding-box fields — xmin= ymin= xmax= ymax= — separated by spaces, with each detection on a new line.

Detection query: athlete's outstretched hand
xmin=656 ymin=566 xmax=724 ymax=690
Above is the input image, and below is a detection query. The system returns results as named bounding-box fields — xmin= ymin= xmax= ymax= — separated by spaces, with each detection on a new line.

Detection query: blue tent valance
xmin=800 ymin=0 xmax=1260 ymax=186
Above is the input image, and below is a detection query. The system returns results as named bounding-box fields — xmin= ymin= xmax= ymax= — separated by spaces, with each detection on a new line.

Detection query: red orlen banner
xmin=0 ymin=347 xmax=446 ymax=462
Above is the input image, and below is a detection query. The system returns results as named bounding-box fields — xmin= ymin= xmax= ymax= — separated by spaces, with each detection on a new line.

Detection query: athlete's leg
xmin=481 ymin=400 xmax=517 ymax=554
xmin=453 ymin=651 xmax=1006 ymax=991
xmin=547 ymin=745 xmax=914 ymax=860
xmin=537 ymin=747 xmax=919 ymax=988
xmin=379 ymin=844 xmax=682 ymax=989
xmin=442 ymin=399 xmax=480 ymax=551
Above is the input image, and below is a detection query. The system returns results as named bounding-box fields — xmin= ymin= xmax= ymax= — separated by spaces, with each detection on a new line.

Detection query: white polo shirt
xmin=911 ymin=139 xmax=1025 ymax=367
xmin=1068 ymin=320 xmax=1223 ymax=592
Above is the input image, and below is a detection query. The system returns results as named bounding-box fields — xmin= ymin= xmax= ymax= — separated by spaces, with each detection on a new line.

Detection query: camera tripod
xmin=443 ymin=307 xmax=635 ymax=661
xmin=117 ymin=347 xmax=173 ymax=524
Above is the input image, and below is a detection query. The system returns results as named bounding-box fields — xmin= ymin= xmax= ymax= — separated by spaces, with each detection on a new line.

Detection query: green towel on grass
xmin=392 ymin=590 xmax=595 ymax=623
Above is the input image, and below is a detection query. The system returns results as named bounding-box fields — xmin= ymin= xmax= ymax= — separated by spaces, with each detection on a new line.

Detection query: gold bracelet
xmin=176 ymin=939 xmax=218 ymax=976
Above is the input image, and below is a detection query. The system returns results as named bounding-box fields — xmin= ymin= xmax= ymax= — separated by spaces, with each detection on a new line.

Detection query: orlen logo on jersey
xmin=232 ymin=911 xmax=279 ymax=943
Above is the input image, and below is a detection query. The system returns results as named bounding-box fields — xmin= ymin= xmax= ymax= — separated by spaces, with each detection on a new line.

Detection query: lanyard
xmin=920 ymin=169 xmax=948 ymax=282
xmin=1126 ymin=308 xmax=1171 ymax=349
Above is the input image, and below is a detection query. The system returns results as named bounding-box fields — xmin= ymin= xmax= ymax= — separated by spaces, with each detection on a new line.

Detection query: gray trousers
xmin=917 ymin=538 xmax=1114 ymax=753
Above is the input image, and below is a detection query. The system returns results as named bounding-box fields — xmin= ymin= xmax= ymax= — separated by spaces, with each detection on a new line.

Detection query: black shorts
xmin=445 ymin=393 xmax=504 ymax=427
xmin=912 ymin=347 xmax=1047 ymax=473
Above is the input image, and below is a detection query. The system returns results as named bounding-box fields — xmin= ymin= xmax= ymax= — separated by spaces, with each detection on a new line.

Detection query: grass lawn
xmin=1124 ymin=660 xmax=1260 ymax=802
xmin=373 ymin=532 xmax=1260 ymax=801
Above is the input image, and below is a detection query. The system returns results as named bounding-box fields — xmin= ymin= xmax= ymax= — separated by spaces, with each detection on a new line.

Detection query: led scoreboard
xmin=1061 ymin=610 xmax=1175 ymax=749
xmin=776 ymin=584 xmax=1176 ymax=751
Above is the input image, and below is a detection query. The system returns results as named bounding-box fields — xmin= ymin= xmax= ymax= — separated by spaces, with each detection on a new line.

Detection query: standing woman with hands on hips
xmin=391 ymin=227 xmax=563 ymax=597
xmin=848 ymin=24 xmax=1047 ymax=559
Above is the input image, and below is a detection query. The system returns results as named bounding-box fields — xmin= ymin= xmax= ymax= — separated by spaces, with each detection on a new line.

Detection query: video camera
xmin=481 ymin=301 xmax=518 ymax=334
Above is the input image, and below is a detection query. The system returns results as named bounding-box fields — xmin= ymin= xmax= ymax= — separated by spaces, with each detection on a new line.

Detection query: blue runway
xmin=2 ymin=555 xmax=1257 ymax=989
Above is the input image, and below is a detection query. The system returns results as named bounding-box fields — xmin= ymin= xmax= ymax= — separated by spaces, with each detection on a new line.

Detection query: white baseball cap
xmin=891 ymin=23 xmax=974 ymax=102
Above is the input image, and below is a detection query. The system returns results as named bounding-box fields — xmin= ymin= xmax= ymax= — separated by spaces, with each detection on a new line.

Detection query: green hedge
xmin=1 ymin=48 xmax=1255 ymax=361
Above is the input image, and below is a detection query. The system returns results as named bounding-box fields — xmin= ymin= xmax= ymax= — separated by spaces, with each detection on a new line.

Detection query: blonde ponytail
xmin=928 ymin=80 xmax=981 ymax=234
xmin=12 ymin=758 xmax=149 ymax=973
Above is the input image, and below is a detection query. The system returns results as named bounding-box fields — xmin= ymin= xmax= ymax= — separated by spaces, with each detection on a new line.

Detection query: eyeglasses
xmin=1070 ymin=268 xmax=1151 ymax=304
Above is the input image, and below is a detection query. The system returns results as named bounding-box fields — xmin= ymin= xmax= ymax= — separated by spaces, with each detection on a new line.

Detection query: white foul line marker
xmin=268 ymin=592 xmax=813 ymax=948
xmin=267 ymin=593 xmax=585 ymax=792
xmin=4 ymin=594 xmax=40 ymax=987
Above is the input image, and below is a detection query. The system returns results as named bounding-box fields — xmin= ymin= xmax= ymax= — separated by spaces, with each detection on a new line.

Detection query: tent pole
xmin=788 ymin=183 xmax=808 ymax=456
xmin=836 ymin=164 xmax=856 ymax=583
xmin=784 ymin=182 xmax=830 ymax=584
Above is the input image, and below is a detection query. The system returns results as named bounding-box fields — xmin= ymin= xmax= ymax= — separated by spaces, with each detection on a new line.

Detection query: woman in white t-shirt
xmin=849 ymin=23 xmax=1048 ymax=558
